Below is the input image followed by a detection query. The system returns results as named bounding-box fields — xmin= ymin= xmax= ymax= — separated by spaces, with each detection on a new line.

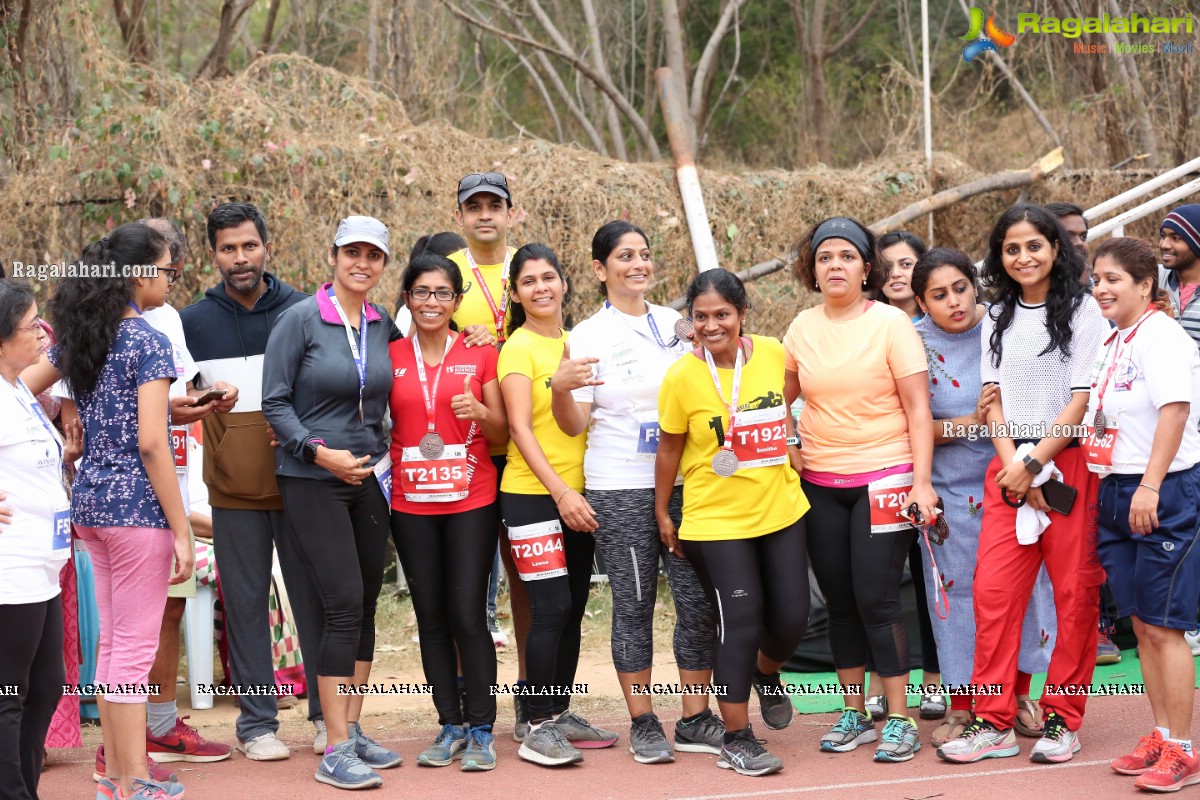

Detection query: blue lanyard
xmin=605 ymin=301 xmax=668 ymax=348
xmin=15 ymin=379 xmax=63 ymax=465
xmin=327 ymin=287 xmax=369 ymax=422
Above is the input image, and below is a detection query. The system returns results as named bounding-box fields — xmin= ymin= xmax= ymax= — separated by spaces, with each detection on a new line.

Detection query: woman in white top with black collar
xmin=551 ymin=221 xmax=719 ymax=765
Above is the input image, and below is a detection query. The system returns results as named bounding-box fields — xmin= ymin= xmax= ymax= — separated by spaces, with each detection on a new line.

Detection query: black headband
xmin=812 ymin=218 xmax=872 ymax=263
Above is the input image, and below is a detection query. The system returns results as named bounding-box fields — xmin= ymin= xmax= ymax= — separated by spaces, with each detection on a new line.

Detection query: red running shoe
xmin=147 ymin=716 xmax=233 ymax=763
xmin=1112 ymin=730 xmax=1165 ymax=775
xmin=1135 ymin=744 xmax=1200 ymax=793
xmin=93 ymin=746 xmax=179 ymax=783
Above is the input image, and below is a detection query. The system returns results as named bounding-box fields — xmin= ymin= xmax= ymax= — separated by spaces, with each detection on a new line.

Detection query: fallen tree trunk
xmin=666 ymin=147 xmax=1064 ymax=310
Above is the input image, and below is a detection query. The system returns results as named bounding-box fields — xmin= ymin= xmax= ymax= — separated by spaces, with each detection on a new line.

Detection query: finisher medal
xmin=1093 ymin=409 xmax=1107 ymax=435
xmin=419 ymin=431 xmax=445 ymax=460
xmin=712 ymin=449 xmax=739 ymax=477
xmin=674 ymin=318 xmax=695 ymax=342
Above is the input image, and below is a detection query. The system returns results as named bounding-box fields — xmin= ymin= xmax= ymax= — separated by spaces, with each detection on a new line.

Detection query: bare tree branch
xmin=580 ymin=0 xmax=628 ymax=160
xmin=195 ymin=0 xmax=257 ymax=80
xmin=688 ymin=0 xmax=748 ymax=128
xmin=661 ymin=0 xmax=693 ymax=150
xmin=827 ymin=0 xmax=879 ymax=54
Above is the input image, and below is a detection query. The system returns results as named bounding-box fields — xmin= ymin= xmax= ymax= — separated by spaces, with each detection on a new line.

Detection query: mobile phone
xmin=195 ymin=388 xmax=228 ymax=406
xmin=1040 ymin=479 xmax=1077 ymax=515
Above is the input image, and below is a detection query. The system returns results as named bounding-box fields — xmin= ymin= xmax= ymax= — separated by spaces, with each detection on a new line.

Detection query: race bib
xmin=374 ymin=453 xmax=393 ymax=503
xmin=399 ymin=445 xmax=470 ymax=503
xmin=728 ymin=405 xmax=788 ymax=470
xmin=635 ymin=411 xmax=660 ymax=462
xmin=170 ymin=426 xmax=189 ymax=473
xmin=52 ymin=500 xmax=71 ymax=552
xmin=868 ymin=471 xmax=915 ymax=534
xmin=507 ymin=519 xmax=567 ymax=582
xmin=1081 ymin=426 xmax=1115 ymax=477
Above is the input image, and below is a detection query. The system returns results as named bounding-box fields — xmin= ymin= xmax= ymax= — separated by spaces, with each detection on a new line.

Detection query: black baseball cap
xmin=457 ymin=172 xmax=513 ymax=205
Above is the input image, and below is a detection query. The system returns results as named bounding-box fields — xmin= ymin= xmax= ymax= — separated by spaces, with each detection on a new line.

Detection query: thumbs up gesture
xmin=451 ymin=374 xmax=488 ymax=421
xmin=551 ymin=341 xmax=603 ymax=393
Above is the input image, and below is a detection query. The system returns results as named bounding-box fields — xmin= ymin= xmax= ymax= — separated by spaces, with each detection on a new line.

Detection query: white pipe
xmin=676 ymin=164 xmax=721 ymax=272
xmin=921 ymin=0 xmax=933 ymax=245
xmin=1087 ymin=175 xmax=1200 ymax=240
xmin=1086 ymin=155 xmax=1200 ymax=220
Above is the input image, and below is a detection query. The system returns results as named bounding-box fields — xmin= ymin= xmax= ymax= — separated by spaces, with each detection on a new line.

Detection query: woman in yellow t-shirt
xmin=655 ymin=268 xmax=810 ymax=777
xmin=497 ymin=243 xmax=617 ymax=767
xmin=782 ymin=216 xmax=936 ymax=764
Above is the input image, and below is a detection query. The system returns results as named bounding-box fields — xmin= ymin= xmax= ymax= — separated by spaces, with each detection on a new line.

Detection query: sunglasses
xmin=458 ymin=172 xmax=510 ymax=194
xmin=900 ymin=499 xmax=950 ymax=545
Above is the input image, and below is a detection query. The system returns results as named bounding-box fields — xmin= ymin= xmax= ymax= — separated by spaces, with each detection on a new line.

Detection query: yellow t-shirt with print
xmin=449 ymin=247 xmax=517 ymax=342
xmin=658 ymin=335 xmax=807 ymax=541
xmin=498 ymin=326 xmax=586 ymax=495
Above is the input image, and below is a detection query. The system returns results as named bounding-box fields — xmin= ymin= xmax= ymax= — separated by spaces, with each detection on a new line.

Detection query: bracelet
xmin=554 ymin=486 xmax=574 ymax=504
xmin=1138 ymin=483 xmax=1160 ymax=494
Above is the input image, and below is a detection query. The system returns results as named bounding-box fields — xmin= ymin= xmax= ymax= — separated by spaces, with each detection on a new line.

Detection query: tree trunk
xmin=580 ymin=0 xmax=627 ymax=160
xmin=0 ymin=0 xmax=32 ymax=144
xmin=195 ymin=0 xmax=257 ymax=80
xmin=260 ymin=0 xmax=283 ymax=53
xmin=661 ymin=0 xmax=693 ymax=151
xmin=112 ymin=0 xmax=154 ymax=62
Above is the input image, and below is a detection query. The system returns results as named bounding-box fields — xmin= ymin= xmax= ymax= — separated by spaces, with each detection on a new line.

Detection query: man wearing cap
xmin=180 ymin=202 xmax=324 ymax=761
xmin=1159 ymin=204 xmax=1200 ymax=350
xmin=449 ymin=172 xmax=536 ymax=740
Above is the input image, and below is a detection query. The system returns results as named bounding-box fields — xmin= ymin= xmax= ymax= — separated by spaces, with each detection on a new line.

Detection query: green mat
xmin=782 ymin=648 xmax=1194 ymax=715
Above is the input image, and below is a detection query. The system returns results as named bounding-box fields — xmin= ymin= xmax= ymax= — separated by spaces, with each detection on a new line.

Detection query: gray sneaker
xmin=629 ymin=713 xmax=674 ymax=764
xmin=674 ymin=709 xmax=725 ymax=755
xmin=312 ymin=720 xmax=327 ymax=755
xmin=874 ymin=716 xmax=922 ymax=762
xmin=315 ymin=739 xmax=384 ymax=790
xmin=517 ymin=723 xmax=584 ymax=767
xmin=936 ymin=717 xmax=1019 ymax=763
xmin=717 ymin=727 xmax=783 ymax=777
xmin=417 ymin=723 xmax=467 ymax=767
xmin=349 ymin=721 xmax=403 ymax=769
xmin=512 ymin=693 xmax=530 ymax=743
xmin=820 ymin=708 xmax=878 ymax=753
xmin=753 ymin=672 xmax=794 ymax=730
xmin=552 ymin=710 xmax=618 ymax=749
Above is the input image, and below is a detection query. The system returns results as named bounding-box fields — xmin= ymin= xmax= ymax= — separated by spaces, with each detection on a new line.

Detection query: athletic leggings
xmin=866 ymin=537 xmax=940 ymax=675
xmin=588 ymin=487 xmax=714 ymax=674
xmin=681 ymin=520 xmax=810 ymax=705
xmin=277 ymin=476 xmax=391 ymax=677
xmin=499 ymin=492 xmax=594 ymax=722
xmin=803 ymin=480 xmax=915 ymax=678
xmin=0 ymin=596 xmax=63 ymax=800
xmin=391 ymin=503 xmax=499 ymax=727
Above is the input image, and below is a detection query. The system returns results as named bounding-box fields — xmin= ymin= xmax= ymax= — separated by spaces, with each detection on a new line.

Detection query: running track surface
xmin=39 ymin=693 xmax=1198 ymax=799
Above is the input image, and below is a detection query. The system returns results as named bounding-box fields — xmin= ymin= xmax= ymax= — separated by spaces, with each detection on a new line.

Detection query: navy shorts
xmin=1097 ymin=464 xmax=1200 ymax=631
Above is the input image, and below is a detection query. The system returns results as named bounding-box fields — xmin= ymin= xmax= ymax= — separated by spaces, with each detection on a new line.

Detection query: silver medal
xmin=1093 ymin=409 xmax=1107 ymax=435
xmin=419 ymin=431 xmax=445 ymax=459
xmin=712 ymin=449 xmax=739 ymax=477
xmin=674 ymin=318 xmax=695 ymax=342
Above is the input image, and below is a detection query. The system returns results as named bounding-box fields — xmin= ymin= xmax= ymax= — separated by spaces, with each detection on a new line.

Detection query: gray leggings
xmin=588 ymin=486 xmax=715 ymax=674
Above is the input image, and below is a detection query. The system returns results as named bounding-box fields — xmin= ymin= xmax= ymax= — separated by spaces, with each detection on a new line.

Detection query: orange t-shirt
xmin=783 ymin=302 xmax=928 ymax=474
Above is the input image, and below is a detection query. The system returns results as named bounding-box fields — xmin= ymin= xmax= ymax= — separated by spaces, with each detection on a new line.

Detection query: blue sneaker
xmin=349 ymin=721 xmax=403 ymax=769
xmin=315 ymin=740 xmax=383 ymax=790
xmin=874 ymin=715 xmax=922 ymax=762
xmin=104 ymin=778 xmax=185 ymax=799
xmin=820 ymin=708 xmax=878 ymax=753
xmin=462 ymin=724 xmax=497 ymax=771
xmin=418 ymin=723 xmax=467 ymax=767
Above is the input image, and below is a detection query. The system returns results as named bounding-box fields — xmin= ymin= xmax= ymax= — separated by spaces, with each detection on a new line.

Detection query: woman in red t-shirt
xmin=388 ymin=253 xmax=508 ymax=771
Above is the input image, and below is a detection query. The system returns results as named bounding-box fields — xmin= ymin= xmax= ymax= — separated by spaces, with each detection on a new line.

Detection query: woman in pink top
xmin=782 ymin=216 xmax=935 ymax=763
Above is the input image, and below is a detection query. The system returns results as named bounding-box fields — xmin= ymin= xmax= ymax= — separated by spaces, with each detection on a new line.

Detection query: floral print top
xmin=49 ymin=317 xmax=176 ymax=528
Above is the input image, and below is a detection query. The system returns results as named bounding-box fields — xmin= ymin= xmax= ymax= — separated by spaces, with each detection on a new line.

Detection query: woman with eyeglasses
xmin=388 ymin=254 xmax=508 ymax=771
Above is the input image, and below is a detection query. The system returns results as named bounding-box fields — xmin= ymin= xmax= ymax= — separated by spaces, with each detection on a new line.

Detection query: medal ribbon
xmin=411 ymin=334 xmax=455 ymax=434
xmin=604 ymin=301 xmax=669 ymax=348
xmin=466 ymin=249 xmax=512 ymax=341
xmin=703 ymin=342 xmax=744 ymax=452
xmin=327 ymin=287 xmax=369 ymax=422
xmin=1094 ymin=305 xmax=1156 ymax=418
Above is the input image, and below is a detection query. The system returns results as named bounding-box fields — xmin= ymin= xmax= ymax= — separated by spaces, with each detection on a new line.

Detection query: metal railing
xmin=1085 ymin=156 xmax=1200 ymax=240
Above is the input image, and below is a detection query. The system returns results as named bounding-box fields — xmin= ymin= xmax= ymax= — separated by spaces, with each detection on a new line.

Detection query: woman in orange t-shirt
xmin=782 ymin=217 xmax=935 ymax=763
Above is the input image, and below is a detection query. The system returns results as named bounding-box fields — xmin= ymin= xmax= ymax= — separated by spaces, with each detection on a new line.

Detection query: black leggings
xmin=278 ymin=476 xmax=391 ymax=676
xmin=865 ymin=537 xmax=940 ymax=675
xmin=803 ymin=480 xmax=915 ymax=677
xmin=499 ymin=492 xmax=594 ymax=722
xmin=391 ymin=503 xmax=499 ymax=727
xmin=681 ymin=520 xmax=810 ymax=705
xmin=0 ymin=596 xmax=64 ymax=800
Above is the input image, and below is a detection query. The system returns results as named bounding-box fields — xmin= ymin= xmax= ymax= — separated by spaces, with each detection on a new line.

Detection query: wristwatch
xmin=1022 ymin=454 xmax=1043 ymax=475
xmin=302 ymin=437 xmax=326 ymax=464
xmin=786 ymin=436 xmax=802 ymax=449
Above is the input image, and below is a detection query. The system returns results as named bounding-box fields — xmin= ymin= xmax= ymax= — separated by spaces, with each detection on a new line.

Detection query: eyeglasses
xmin=15 ymin=317 xmax=44 ymax=334
xmin=457 ymin=172 xmax=509 ymax=194
xmin=160 ymin=267 xmax=179 ymax=285
xmin=409 ymin=288 xmax=458 ymax=302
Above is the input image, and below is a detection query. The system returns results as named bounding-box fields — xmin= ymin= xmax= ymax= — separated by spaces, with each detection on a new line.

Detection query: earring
xmin=814 ymin=282 xmax=819 ymax=290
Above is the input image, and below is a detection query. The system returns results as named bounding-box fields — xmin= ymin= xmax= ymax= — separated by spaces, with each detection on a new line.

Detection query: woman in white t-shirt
xmin=0 ymin=278 xmax=74 ymax=799
xmin=1085 ymin=237 xmax=1200 ymax=791
xmin=550 ymin=221 xmax=720 ymax=764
